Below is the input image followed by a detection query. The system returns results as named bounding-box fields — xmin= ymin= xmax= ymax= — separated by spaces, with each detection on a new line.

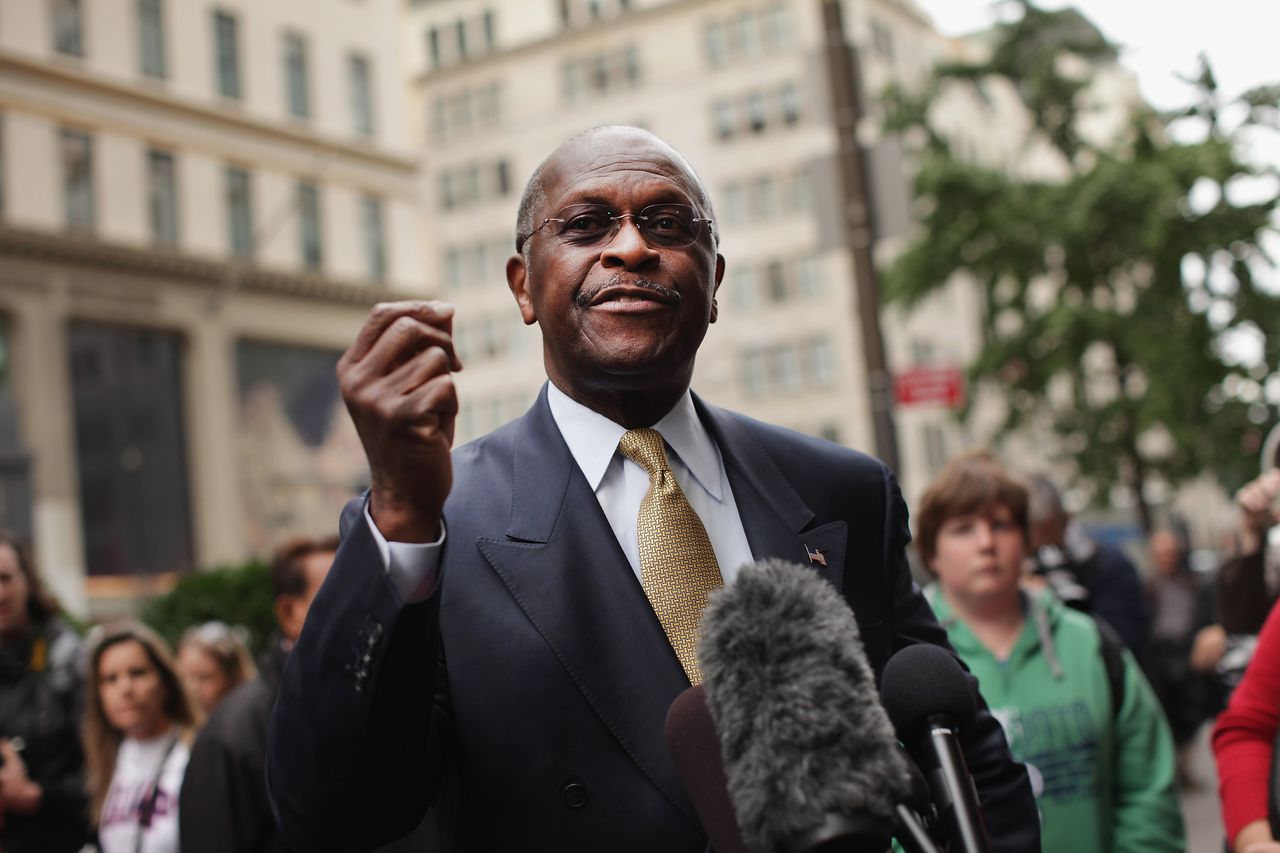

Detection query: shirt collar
xmin=546 ymin=381 xmax=724 ymax=501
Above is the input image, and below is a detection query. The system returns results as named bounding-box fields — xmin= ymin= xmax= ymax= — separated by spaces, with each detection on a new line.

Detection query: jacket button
xmin=561 ymin=782 xmax=588 ymax=809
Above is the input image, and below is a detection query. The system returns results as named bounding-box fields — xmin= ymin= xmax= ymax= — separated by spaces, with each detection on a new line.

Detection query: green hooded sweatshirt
xmin=926 ymin=586 xmax=1184 ymax=853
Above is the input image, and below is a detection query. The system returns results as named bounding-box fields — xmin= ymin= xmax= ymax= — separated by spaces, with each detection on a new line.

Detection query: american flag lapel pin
xmin=805 ymin=544 xmax=828 ymax=567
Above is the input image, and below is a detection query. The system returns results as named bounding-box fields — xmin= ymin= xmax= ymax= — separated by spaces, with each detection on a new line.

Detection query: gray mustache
xmin=574 ymin=276 xmax=681 ymax=307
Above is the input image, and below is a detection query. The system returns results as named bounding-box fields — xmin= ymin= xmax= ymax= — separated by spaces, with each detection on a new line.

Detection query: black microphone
xmin=697 ymin=558 xmax=912 ymax=853
xmin=894 ymin=759 xmax=942 ymax=853
xmin=880 ymin=643 xmax=992 ymax=853
xmin=665 ymin=684 xmax=752 ymax=853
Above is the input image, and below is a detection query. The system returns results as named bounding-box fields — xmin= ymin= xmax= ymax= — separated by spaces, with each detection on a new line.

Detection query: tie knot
xmin=618 ymin=428 xmax=670 ymax=476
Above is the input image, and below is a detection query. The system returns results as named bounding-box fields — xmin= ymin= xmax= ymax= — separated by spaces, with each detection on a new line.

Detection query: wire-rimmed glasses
xmin=520 ymin=203 xmax=714 ymax=252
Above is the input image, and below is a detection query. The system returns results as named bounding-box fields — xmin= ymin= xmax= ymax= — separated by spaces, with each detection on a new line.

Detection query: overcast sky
xmin=914 ymin=0 xmax=1279 ymax=120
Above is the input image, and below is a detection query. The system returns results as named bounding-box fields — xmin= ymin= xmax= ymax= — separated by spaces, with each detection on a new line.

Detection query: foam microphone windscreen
xmin=699 ymin=558 xmax=912 ymax=853
xmin=665 ymin=685 xmax=751 ymax=853
xmin=879 ymin=643 xmax=978 ymax=740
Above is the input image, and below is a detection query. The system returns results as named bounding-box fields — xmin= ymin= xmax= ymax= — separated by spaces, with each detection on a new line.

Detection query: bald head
xmin=515 ymin=126 xmax=716 ymax=254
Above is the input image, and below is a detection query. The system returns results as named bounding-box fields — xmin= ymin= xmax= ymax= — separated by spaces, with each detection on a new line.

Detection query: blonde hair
xmin=82 ymin=621 xmax=199 ymax=826
xmin=178 ymin=621 xmax=257 ymax=688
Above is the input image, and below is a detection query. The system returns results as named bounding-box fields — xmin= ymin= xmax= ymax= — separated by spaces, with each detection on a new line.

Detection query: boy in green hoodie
xmin=917 ymin=451 xmax=1183 ymax=852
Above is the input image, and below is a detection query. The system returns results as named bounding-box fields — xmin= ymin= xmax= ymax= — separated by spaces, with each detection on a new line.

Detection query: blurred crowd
xmin=0 ymin=531 xmax=337 ymax=853
xmin=0 ymin=461 xmax=1276 ymax=852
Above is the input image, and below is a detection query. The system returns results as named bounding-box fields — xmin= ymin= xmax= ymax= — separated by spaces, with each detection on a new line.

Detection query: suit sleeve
xmin=267 ymin=497 xmax=453 ymax=852
xmin=882 ymin=470 xmax=1042 ymax=853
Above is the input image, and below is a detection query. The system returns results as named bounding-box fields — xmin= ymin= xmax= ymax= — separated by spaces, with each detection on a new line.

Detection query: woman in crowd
xmin=176 ymin=621 xmax=255 ymax=716
xmin=917 ymin=451 xmax=1183 ymax=852
xmin=0 ymin=531 xmax=90 ymax=852
xmin=1212 ymin=468 xmax=1280 ymax=853
xmin=84 ymin=621 xmax=198 ymax=853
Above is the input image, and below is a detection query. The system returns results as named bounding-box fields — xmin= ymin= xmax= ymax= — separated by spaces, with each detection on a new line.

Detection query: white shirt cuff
xmin=363 ymin=504 xmax=445 ymax=602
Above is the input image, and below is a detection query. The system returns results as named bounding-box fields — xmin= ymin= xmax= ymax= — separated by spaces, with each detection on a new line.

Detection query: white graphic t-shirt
xmin=98 ymin=731 xmax=189 ymax=853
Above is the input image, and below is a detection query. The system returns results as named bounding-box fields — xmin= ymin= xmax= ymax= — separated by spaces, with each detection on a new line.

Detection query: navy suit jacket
xmin=267 ymin=387 xmax=1038 ymax=852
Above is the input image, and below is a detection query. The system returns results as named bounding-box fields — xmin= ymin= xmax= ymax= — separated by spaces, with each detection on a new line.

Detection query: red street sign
xmin=894 ymin=366 xmax=965 ymax=409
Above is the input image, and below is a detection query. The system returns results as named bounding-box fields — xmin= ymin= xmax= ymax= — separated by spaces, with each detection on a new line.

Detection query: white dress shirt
xmin=366 ymin=383 xmax=755 ymax=601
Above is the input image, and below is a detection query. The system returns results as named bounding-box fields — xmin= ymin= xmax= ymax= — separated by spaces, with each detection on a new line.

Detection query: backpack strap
xmin=1095 ymin=619 xmax=1127 ymax=718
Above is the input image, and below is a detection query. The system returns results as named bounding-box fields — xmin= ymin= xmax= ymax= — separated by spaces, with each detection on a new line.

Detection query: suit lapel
xmin=696 ymin=397 xmax=848 ymax=593
xmin=476 ymin=389 xmax=699 ymax=826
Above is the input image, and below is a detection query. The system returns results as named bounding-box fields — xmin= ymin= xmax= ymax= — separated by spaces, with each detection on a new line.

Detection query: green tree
xmin=141 ymin=559 xmax=276 ymax=658
xmin=883 ymin=0 xmax=1280 ymax=531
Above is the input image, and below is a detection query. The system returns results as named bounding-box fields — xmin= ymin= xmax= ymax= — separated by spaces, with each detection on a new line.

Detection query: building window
xmin=779 ymin=83 xmax=801 ymax=125
xmin=52 ymin=0 xmax=84 ymax=57
xmin=137 ymin=0 xmax=166 ymax=79
xmin=213 ymin=10 xmax=241 ymax=99
xmin=147 ymin=148 xmax=178 ymax=246
xmin=923 ymin=423 xmax=948 ymax=476
xmin=225 ymin=166 xmax=252 ymax=258
xmin=482 ymin=11 xmax=496 ymax=51
xmin=61 ymin=128 xmax=94 ymax=232
xmin=746 ymin=92 xmax=768 ymax=133
xmin=361 ymin=196 xmax=386 ymax=283
xmin=431 ymin=82 xmax=503 ymax=142
xmin=283 ymin=33 xmax=310 ymax=119
xmin=754 ymin=175 xmax=779 ymax=220
xmin=709 ymin=82 xmax=802 ymax=141
xmin=562 ymin=45 xmax=643 ymax=104
xmin=454 ymin=19 xmax=468 ymax=61
xmin=437 ymin=160 xmax=512 ymax=211
xmin=805 ymin=338 xmax=835 ymax=386
xmin=713 ymin=100 xmax=734 ymax=141
xmin=705 ymin=5 xmax=791 ymax=68
xmin=796 ymin=254 xmax=822 ymax=298
xmin=426 ymin=27 xmax=441 ymax=69
xmin=297 ymin=182 xmax=322 ymax=271
xmin=732 ymin=265 xmax=760 ymax=311
xmin=764 ymin=261 xmax=787 ymax=302
xmin=788 ymin=166 xmax=812 ymax=212
xmin=349 ymin=54 xmax=374 ymax=137
xmin=761 ymin=5 xmax=790 ymax=51
xmin=705 ymin=22 xmax=727 ymax=67
xmin=870 ymin=19 xmax=895 ymax=62
xmin=774 ymin=345 xmax=802 ymax=393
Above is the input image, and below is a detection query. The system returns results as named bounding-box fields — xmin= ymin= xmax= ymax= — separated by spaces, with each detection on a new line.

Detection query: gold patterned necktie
xmin=617 ymin=428 xmax=724 ymax=684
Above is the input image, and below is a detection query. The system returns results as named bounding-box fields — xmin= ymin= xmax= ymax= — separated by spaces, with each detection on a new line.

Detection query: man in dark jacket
xmin=1028 ymin=474 xmax=1150 ymax=655
xmin=179 ymin=536 xmax=337 ymax=852
xmin=265 ymin=127 xmax=1038 ymax=852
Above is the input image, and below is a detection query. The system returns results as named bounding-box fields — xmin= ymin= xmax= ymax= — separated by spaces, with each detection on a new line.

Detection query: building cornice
xmin=415 ymin=0 xmax=723 ymax=87
xmin=0 ymin=225 xmax=415 ymax=306
xmin=0 ymin=50 xmax=420 ymax=174
xmin=413 ymin=0 xmax=932 ymax=88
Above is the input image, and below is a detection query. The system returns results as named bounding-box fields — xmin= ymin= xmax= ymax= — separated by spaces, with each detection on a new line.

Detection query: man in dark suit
xmin=267 ymin=126 xmax=1038 ymax=852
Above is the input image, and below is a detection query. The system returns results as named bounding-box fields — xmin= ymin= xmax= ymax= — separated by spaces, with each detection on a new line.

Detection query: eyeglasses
xmin=521 ymin=203 xmax=713 ymax=252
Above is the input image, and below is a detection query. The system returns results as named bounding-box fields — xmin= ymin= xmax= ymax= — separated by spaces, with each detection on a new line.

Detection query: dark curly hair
xmin=0 ymin=530 xmax=63 ymax=627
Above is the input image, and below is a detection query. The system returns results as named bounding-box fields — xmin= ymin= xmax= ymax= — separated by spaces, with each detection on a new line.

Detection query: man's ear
xmin=507 ymin=254 xmax=537 ymax=325
xmin=275 ymin=596 xmax=303 ymax=644
xmin=710 ymin=253 xmax=725 ymax=324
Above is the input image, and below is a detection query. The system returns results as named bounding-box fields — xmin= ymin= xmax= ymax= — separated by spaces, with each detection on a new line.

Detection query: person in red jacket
xmin=1212 ymin=468 xmax=1280 ymax=852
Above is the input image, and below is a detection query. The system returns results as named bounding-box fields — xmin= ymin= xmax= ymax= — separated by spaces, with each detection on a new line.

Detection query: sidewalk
xmin=1182 ymin=723 xmax=1225 ymax=852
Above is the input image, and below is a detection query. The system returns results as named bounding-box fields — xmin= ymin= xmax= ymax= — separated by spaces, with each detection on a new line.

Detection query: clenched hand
xmin=338 ymin=301 xmax=463 ymax=543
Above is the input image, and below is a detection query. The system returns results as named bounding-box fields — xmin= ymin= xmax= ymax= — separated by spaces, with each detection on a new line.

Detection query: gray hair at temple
xmin=1026 ymin=474 xmax=1067 ymax=524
